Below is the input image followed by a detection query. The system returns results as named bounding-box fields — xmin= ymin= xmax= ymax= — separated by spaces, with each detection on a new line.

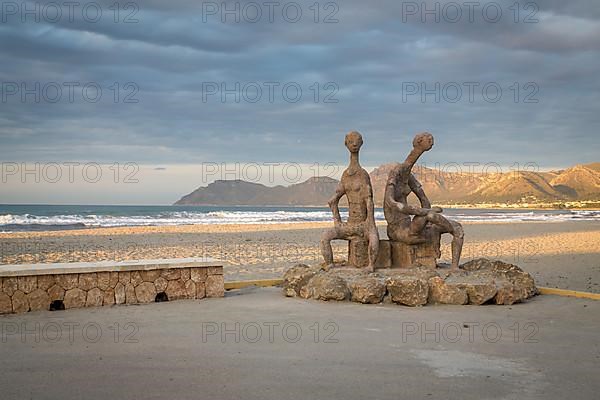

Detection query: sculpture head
xmin=412 ymin=132 xmax=434 ymax=152
xmin=345 ymin=131 xmax=363 ymax=154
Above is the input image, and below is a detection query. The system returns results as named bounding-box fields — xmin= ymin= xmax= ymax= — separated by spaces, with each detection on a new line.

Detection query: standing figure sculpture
xmin=384 ymin=132 xmax=464 ymax=270
xmin=320 ymin=131 xmax=380 ymax=271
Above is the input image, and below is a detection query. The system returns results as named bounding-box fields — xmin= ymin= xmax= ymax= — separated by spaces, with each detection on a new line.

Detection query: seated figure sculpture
xmin=320 ymin=131 xmax=379 ymax=271
xmin=384 ymin=132 xmax=464 ymax=270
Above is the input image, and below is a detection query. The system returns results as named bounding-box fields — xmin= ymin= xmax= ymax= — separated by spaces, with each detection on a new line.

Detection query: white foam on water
xmin=451 ymin=210 xmax=600 ymax=223
xmin=0 ymin=209 xmax=598 ymax=230
xmin=0 ymin=210 xmax=344 ymax=228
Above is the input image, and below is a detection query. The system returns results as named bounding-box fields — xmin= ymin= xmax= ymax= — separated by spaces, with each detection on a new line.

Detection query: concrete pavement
xmin=0 ymin=287 xmax=598 ymax=399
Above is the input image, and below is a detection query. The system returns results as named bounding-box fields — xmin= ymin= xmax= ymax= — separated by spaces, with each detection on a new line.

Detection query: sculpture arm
xmin=366 ymin=186 xmax=376 ymax=226
xmin=385 ymin=180 xmax=428 ymax=217
xmin=409 ymin=174 xmax=431 ymax=208
xmin=409 ymin=174 xmax=443 ymax=213
xmin=328 ymin=183 xmax=345 ymax=223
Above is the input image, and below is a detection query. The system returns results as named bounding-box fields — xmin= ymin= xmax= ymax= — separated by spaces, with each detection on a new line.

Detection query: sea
xmin=0 ymin=204 xmax=599 ymax=232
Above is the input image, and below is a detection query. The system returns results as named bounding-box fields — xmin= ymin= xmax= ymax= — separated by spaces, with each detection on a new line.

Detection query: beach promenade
xmin=0 ymin=287 xmax=598 ymax=400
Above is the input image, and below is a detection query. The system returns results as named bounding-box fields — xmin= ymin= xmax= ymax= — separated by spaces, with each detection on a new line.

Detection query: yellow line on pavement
xmin=538 ymin=287 xmax=600 ymax=300
xmin=224 ymin=280 xmax=600 ymax=301
xmin=225 ymin=279 xmax=283 ymax=290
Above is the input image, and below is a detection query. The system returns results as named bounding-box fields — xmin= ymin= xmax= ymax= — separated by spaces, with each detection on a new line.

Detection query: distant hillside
xmin=549 ymin=164 xmax=600 ymax=199
xmin=175 ymin=177 xmax=339 ymax=206
xmin=174 ymin=163 xmax=600 ymax=206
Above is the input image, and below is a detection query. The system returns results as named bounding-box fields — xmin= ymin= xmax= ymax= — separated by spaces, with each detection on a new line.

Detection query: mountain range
xmin=174 ymin=163 xmax=600 ymax=207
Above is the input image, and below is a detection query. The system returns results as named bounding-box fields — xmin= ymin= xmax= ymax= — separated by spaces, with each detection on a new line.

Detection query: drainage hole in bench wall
xmin=49 ymin=300 xmax=65 ymax=311
xmin=155 ymin=292 xmax=169 ymax=302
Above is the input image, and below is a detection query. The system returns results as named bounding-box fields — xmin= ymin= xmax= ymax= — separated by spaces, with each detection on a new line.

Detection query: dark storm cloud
xmin=0 ymin=0 xmax=599 ymax=168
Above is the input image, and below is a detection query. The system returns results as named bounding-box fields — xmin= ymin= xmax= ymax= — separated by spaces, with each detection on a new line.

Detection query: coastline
xmin=2 ymin=205 xmax=598 ymax=236
xmin=1 ymin=218 xmax=598 ymax=239
xmin=1 ymin=220 xmax=599 ymax=294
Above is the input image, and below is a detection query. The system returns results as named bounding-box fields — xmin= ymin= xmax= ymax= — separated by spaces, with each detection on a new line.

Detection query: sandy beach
xmin=1 ymin=221 xmax=599 ymax=293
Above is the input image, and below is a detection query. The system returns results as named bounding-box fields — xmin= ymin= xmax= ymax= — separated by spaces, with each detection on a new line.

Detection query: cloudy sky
xmin=1 ymin=0 xmax=599 ymax=203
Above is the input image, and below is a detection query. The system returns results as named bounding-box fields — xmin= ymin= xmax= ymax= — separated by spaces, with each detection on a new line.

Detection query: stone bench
xmin=0 ymin=257 xmax=224 ymax=314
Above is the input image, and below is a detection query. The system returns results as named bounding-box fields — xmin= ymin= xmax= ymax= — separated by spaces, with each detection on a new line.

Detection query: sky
xmin=0 ymin=0 xmax=599 ymax=204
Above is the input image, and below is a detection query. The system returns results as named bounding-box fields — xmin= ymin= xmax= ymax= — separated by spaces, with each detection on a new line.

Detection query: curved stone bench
xmin=0 ymin=258 xmax=224 ymax=314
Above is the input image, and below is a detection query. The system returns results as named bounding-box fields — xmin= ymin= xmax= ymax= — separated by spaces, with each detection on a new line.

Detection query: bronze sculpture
xmin=383 ymin=132 xmax=464 ymax=270
xmin=320 ymin=131 xmax=464 ymax=271
xmin=296 ymin=132 xmax=539 ymax=306
xmin=320 ymin=131 xmax=380 ymax=271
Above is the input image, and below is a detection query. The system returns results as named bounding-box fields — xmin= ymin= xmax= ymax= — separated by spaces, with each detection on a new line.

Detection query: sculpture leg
xmin=366 ymin=225 xmax=380 ymax=272
xmin=426 ymin=225 xmax=442 ymax=259
xmin=449 ymin=221 xmax=464 ymax=270
xmin=406 ymin=216 xmax=429 ymax=244
xmin=422 ymin=214 xmax=464 ymax=269
xmin=424 ymin=212 xmax=454 ymax=234
xmin=320 ymin=227 xmax=339 ymax=269
xmin=409 ymin=215 xmax=427 ymax=235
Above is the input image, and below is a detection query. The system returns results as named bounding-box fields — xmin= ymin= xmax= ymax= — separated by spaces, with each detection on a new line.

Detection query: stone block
xmin=165 ymin=279 xmax=187 ymax=300
xmin=79 ymin=273 xmax=97 ymax=291
xmin=386 ymin=277 xmax=429 ymax=306
xmin=282 ymin=264 xmax=319 ymax=297
xmin=141 ymin=270 xmax=161 ymax=282
xmin=109 ymin=272 xmax=119 ymax=288
xmin=37 ymin=275 xmax=55 ymax=291
xmin=185 ymin=280 xmax=196 ymax=298
xmin=154 ymin=276 xmax=168 ymax=292
xmin=64 ymin=288 xmax=86 ymax=309
xmin=3 ymin=277 xmax=18 ymax=296
xmin=190 ymin=268 xmax=208 ymax=283
xmin=348 ymin=237 xmax=369 ymax=268
xmin=125 ymin=283 xmax=137 ymax=304
xmin=114 ymin=282 xmax=126 ymax=304
xmin=12 ymin=290 xmax=29 ymax=313
xmin=181 ymin=268 xmax=191 ymax=281
xmin=118 ymin=271 xmax=131 ymax=284
xmin=300 ymin=273 xmax=348 ymax=301
xmin=162 ymin=269 xmax=181 ymax=280
xmin=428 ymin=276 xmax=468 ymax=305
xmin=135 ymin=282 xmax=156 ymax=303
xmin=374 ymin=240 xmax=391 ymax=269
xmin=131 ymin=271 xmax=143 ymax=286
xmin=27 ymin=288 xmax=50 ymax=311
xmin=206 ymin=275 xmax=225 ymax=298
xmin=348 ymin=277 xmax=386 ymax=304
xmin=390 ymin=241 xmax=437 ymax=269
xmin=47 ymin=284 xmax=65 ymax=301
xmin=97 ymin=272 xmax=111 ymax=290
xmin=196 ymin=282 xmax=206 ymax=299
xmin=86 ymin=288 xmax=104 ymax=307
xmin=55 ymin=274 xmax=78 ymax=290
xmin=0 ymin=292 xmax=12 ymax=314
xmin=17 ymin=276 xmax=37 ymax=294
xmin=103 ymin=288 xmax=115 ymax=306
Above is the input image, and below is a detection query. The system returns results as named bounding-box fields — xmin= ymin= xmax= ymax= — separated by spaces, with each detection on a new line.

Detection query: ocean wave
xmin=0 ymin=210 xmax=348 ymax=229
xmin=0 ymin=209 xmax=598 ymax=231
xmin=450 ymin=210 xmax=600 ymax=223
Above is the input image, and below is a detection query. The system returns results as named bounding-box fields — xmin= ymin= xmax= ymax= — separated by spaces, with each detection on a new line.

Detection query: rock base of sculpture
xmin=282 ymin=258 xmax=538 ymax=306
xmin=375 ymin=239 xmax=438 ymax=269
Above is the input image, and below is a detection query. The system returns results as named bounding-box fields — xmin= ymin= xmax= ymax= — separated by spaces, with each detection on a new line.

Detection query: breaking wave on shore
xmin=0 ymin=205 xmax=599 ymax=232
